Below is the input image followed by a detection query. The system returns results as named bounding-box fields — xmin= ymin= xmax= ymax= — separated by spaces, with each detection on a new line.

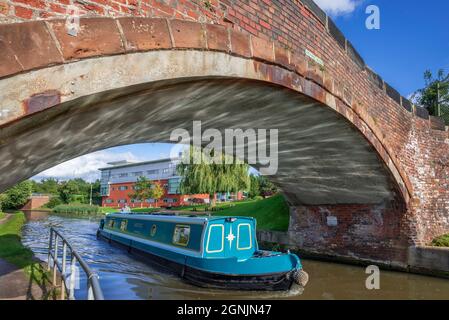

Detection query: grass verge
xmin=212 ymin=194 xmax=289 ymax=232
xmin=0 ymin=212 xmax=56 ymax=299
xmin=52 ymin=204 xmax=103 ymax=217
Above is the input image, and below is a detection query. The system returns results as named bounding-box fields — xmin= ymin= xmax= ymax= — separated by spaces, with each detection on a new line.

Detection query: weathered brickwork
xmin=288 ymin=202 xmax=410 ymax=266
xmin=0 ymin=0 xmax=449 ymax=266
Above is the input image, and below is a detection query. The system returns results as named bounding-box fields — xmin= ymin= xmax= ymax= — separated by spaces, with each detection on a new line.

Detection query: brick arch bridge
xmin=0 ymin=0 xmax=448 ymax=269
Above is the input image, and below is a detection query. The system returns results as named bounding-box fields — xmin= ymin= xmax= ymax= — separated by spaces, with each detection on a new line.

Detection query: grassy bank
xmin=100 ymin=195 xmax=289 ymax=231
xmin=211 ymin=194 xmax=289 ymax=231
xmin=0 ymin=212 xmax=6 ymax=220
xmin=0 ymin=212 xmax=52 ymax=296
xmin=432 ymin=234 xmax=449 ymax=247
xmin=100 ymin=207 xmax=160 ymax=214
xmin=52 ymin=204 xmax=104 ymax=217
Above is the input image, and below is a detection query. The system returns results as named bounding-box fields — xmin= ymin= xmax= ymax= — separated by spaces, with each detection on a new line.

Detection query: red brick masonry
xmin=1 ymin=0 xmax=448 ymax=265
xmin=21 ymin=195 xmax=50 ymax=210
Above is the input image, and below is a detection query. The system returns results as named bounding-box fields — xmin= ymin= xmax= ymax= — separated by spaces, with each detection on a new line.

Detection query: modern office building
xmin=99 ymin=158 xmax=210 ymax=208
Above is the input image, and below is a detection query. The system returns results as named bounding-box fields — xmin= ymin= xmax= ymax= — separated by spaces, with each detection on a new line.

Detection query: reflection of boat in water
xmin=97 ymin=213 xmax=308 ymax=291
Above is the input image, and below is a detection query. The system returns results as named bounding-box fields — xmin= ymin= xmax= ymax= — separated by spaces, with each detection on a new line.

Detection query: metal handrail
xmin=47 ymin=227 xmax=104 ymax=300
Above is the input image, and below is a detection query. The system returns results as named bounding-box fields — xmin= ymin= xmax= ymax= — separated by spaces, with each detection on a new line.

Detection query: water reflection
xmin=21 ymin=213 xmax=449 ymax=300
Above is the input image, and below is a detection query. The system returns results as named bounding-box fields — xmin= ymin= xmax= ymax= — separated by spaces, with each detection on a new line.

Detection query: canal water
xmin=21 ymin=212 xmax=449 ymax=300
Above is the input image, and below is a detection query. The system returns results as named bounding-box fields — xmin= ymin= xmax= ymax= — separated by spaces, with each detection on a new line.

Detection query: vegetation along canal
xmin=21 ymin=212 xmax=449 ymax=300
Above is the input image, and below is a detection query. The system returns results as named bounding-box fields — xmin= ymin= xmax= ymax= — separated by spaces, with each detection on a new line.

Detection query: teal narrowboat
xmin=97 ymin=213 xmax=308 ymax=291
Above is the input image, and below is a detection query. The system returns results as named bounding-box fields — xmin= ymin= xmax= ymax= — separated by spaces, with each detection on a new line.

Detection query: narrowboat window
xmin=150 ymin=224 xmax=157 ymax=237
xmin=120 ymin=220 xmax=128 ymax=232
xmin=172 ymin=225 xmax=190 ymax=246
xmin=206 ymin=225 xmax=224 ymax=253
xmin=108 ymin=219 xmax=115 ymax=228
xmin=237 ymin=223 xmax=252 ymax=250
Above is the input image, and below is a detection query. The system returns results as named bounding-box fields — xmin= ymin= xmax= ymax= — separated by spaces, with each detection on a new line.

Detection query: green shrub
xmin=45 ymin=196 xmax=63 ymax=209
xmin=52 ymin=204 xmax=101 ymax=216
xmin=432 ymin=234 xmax=449 ymax=247
xmin=2 ymin=181 xmax=33 ymax=209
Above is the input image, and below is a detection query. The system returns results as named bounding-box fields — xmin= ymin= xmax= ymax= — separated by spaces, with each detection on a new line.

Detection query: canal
xmin=21 ymin=212 xmax=449 ymax=300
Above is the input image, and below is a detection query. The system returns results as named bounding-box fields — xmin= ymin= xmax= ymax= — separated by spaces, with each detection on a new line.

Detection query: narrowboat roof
xmin=106 ymin=213 xmax=255 ymax=224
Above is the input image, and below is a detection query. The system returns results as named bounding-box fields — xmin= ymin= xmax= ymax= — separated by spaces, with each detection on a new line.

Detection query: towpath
xmin=0 ymin=213 xmax=49 ymax=300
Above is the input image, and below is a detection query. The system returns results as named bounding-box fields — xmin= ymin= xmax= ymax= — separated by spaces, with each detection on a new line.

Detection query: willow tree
xmin=129 ymin=176 xmax=165 ymax=208
xmin=176 ymin=147 xmax=250 ymax=206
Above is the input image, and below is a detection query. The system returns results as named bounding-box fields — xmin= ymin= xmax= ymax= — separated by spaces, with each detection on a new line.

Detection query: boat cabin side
xmin=100 ymin=215 xmax=258 ymax=259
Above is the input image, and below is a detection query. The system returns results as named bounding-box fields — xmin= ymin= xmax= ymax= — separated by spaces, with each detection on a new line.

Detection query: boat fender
xmin=293 ymin=269 xmax=309 ymax=287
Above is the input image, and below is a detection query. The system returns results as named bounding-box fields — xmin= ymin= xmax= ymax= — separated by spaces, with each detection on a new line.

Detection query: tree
xmin=2 ymin=180 xmax=33 ymax=209
xmin=412 ymin=69 xmax=449 ymax=117
xmin=258 ymin=176 xmax=278 ymax=198
xmin=248 ymin=174 xmax=261 ymax=199
xmin=32 ymin=178 xmax=101 ymax=205
xmin=129 ymin=176 xmax=165 ymax=207
xmin=32 ymin=178 xmax=59 ymax=195
xmin=177 ymin=146 xmax=250 ymax=205
xmin=0 ymin=193 xmax=7 ymax=212
xmin=58 ymin=180 xmax=80 ymax=204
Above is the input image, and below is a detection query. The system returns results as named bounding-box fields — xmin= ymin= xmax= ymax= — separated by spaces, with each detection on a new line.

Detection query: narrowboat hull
xmin=97 ymin=229 xmax=297 ymax=291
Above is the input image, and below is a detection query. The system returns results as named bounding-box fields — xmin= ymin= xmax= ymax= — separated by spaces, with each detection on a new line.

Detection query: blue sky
xmin=34 ymin=0 xmax=449 ymax=182
xmin=327 ymin=0 xmax=449 ymax=96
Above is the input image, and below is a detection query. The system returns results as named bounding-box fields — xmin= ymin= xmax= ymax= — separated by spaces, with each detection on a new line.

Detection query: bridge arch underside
xmin=0 ymin=52 xmax=411 ymax=266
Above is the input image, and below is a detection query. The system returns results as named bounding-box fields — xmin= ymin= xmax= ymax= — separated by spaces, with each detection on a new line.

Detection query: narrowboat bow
xmin=97 ymin=213 xmax=309 ymax=291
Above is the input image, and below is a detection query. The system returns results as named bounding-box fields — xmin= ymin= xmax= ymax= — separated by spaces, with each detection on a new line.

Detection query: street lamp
xmin=89 ymin=182 xmax=93 ymax=206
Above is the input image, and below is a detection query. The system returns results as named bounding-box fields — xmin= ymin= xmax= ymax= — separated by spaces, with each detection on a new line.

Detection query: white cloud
xmin=314 ymin=0 xmax=360 ymax=16
xmin=32 ymin=150 xmax=143 ymax=182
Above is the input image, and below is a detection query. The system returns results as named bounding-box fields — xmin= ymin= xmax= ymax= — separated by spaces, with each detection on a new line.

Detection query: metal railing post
xmin=47 ymin=229 xmax=53 ymax=271
xmin=87 ymin=281 xmax=93 ymax=300
xmin=69 ymin=254 xmax=76 ymax=300
xmin=53 ymin=236 xmax=59 ymax=285
xmin=47 ymin=227 xmax=104 ymax=300
xmin=61 ymin=242 xmax=67 ymax=300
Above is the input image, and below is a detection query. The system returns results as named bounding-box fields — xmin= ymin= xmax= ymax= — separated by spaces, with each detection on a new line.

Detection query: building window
xmin=168 ymin=178 xmax=180 ymax=194
xmin=119 ymin=173 xmax=128 ymax=178
xmin=100 ymin=185 xmax=110 ymax=196
xmin=145 ymin=198 xmax=155 ymax=203
xmin=120 ymin=220 xmax=128 ymax=232
xmin=105 ymin=199 xmax=114 ymax=204
xmin=118 ymin=186 xmax=128 ymax=191
xmin=162 ymin=168 xmax=169 ymax=174
xmin=118 ymin=199 xmax=127 ymax=204
xmin=147 ymin=169 xmax=159 ymax=175
xmin=134 ymin=171 xmax=143 ymax=176
xmin=131 ymin=199 xmax=141 ymax=203
xmin=172 ymin=225 xmax=190 ymax=246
